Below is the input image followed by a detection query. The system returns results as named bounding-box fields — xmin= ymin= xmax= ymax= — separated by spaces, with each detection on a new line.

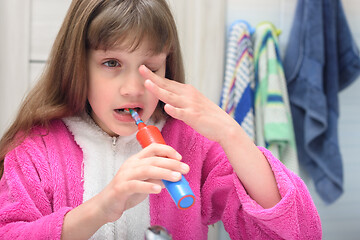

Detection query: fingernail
xmin=152 ymin=185 xmax=161 ymax=192
xmin=172 ymin=172 xmax=181 ymax=179
xmin=180 ymin=163 xmax=189 ymax=172
xmin=141 ymin=65 xmax=149 ymax=72
xmin=176 ymin=152 xmax=182 ymax=160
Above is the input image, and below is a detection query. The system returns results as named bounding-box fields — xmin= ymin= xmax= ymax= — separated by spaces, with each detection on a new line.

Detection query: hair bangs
xmin=86 ymin=0 xmax=176 ymax=55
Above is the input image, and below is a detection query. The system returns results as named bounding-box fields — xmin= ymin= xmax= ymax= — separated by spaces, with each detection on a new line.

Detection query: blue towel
xmin=283 ymin=0 xmax=360 ymax=203
xmin=220 ymin=20 xmax=255 ymax=140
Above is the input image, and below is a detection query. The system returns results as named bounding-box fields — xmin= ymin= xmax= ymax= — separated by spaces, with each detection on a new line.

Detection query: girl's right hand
xmin=62 ymin=144 xmax=188 ymax=239
xmin=94 ymin=143 xmax=189 ymax=223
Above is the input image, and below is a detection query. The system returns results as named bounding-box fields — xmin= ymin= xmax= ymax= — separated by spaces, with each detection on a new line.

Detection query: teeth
xmin=115 ymin=108 xmax=141 ymax=113
xmin=115 ymin=109 xmax=126 ymax=113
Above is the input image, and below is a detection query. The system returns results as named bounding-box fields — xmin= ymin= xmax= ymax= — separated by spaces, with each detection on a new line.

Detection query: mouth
xmin=114 ymin=107 xmax=142 ymax=115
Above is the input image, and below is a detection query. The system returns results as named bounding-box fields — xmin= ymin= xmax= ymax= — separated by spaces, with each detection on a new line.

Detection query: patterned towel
xmin=220 ymin=20 xmax=255 ymax=140
xmin=253 ymin=22 xmax=299 ymax=174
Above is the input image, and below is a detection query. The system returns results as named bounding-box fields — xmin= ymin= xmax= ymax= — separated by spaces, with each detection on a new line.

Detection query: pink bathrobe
xmin=0 ymin=118 xmax=321 ymax=239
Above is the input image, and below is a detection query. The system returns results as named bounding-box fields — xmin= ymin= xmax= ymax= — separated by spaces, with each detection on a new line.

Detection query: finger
xmin=146 ymin=179 xmax=166 ymax=189
xmin=124 ymin=180 xmax=162 ymax=194
xmin=138 ymin=143 xmax=182 ymax=161
xmin=163 ymin=103 xmax=186 ymax=120
xmin=140 ymin=65 xmax=186 ymax=108
xmin=139 ymin=65 xmax=182 ymax=93
xmin=131 ymin=165 xmax=183 ymax=182
xmin=141 ymin=156 xmax=190 ymax=174
xmin=144 ymin=78 xmax=183 ymax=108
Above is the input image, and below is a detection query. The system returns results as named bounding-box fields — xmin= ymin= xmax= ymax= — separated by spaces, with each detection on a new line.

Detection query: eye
xmin=103 ymin=60 xmax=120 ymax=68
xmin=146 ymin=66 xmax=159 ymax=73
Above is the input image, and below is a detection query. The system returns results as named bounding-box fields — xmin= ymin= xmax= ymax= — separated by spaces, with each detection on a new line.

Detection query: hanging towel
xmin=283 ymin=0 xmax=360 ymax=204
xmin=220 ymin=20 xmax=255 ymax=141
xmin=253 ymin=22 xmax=299 ymax=175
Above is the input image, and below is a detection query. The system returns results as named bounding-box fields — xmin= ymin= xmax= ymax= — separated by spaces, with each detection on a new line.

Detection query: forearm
xmin=61 ymin=196 xmax=108 ymax=240
xmin=219 ymin=125 xmax=281 ymax=209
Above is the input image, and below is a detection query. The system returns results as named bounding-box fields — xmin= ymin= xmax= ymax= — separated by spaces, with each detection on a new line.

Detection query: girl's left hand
xmin=139 ymin=65 xmax=238 ymax=144
xmin=139 ymin=66 xmax=282 ymax=210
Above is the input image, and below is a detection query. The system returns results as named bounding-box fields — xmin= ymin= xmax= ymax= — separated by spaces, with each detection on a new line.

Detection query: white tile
xmin=30 ymin=0 xmax=72 ymax=61
xmin=29 ymin=62 xmax=46 ymax=88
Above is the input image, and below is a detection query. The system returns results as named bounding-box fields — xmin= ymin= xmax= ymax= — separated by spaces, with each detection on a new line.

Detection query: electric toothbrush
xmin=127 ymin=108 xmax=195 ymax=209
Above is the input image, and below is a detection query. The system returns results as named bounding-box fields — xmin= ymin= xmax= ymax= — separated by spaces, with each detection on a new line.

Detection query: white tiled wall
xmin=29 ymin=0 xmax=72 ymax=87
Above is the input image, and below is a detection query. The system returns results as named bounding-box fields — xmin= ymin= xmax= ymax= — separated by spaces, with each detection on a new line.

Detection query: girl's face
xmin=87 ymin=38 xmax=167 ymax=136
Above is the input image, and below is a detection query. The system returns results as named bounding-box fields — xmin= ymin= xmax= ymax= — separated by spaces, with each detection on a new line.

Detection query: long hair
xmin=0 ymin=0 xmax=185 ymax=178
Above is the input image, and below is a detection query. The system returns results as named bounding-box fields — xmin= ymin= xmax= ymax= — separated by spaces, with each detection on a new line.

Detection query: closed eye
xmin=145 ymin=66 xmax=159 ymax=73
xmin=103 ymin=60 xmax=120 ymax=68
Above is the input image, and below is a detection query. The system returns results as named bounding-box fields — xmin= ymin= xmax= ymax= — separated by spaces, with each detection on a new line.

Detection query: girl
xmin=0 ymin=0 xmax=321 ymax=239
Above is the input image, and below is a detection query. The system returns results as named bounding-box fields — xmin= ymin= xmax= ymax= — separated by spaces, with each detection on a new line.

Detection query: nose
xmin=119 ymin=71 xmax=145 ymax=96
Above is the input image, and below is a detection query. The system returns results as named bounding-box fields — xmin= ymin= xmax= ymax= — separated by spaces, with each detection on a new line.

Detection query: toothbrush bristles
xmin=127 ymin=108 xmax=143 ymax=125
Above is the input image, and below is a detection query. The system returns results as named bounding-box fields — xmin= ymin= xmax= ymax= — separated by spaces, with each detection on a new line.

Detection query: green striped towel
xmin=253 ymin=22 xmax=299 ymax=174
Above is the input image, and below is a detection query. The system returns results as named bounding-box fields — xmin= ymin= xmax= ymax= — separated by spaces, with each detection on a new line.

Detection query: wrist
xmin=62 ymin=197 xmax=109 ymax=240
xmin=218 ymin=122 xmax=261 ymax=164
xmin=89 ymin=194 xmax=115 ymax=225
xmin=218 ymin=123 xmax=247 ymax=147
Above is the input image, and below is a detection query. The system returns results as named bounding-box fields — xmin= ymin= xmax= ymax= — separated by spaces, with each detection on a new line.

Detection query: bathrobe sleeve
xmin=0 ymin=146 xmax=71 ymax=239
xmin=202 ymin=143 xmax=322 ymax=239
xmin=153 ymin=118 xmax=321 ymax=239
xmin=0 ymin=121 xmax=83 ymax=239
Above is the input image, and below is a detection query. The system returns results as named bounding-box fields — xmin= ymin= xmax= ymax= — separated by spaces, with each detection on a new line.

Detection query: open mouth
xmin=115 ymin=107 xmax=142 ymax=114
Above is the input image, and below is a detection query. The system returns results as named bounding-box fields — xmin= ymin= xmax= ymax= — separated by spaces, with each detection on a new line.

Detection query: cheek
xmin=149 ymin=94 xmax=160 ymax=114
xmin=87 ymin=77 xmax=113 ymax=110
xmin=140 ymin=91 xmax=159 ymax=120
xmin=88 ymin=88 xmax=114 ymax=109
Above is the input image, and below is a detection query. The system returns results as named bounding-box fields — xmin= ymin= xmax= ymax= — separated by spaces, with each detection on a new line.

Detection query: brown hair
xmin=0 ymin=0 xmax=185 ymax=178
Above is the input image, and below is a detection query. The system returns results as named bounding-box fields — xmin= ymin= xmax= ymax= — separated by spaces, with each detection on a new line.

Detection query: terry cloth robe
xmin=283 ymin=0 xmax=360 ymax=204
xmin=0 ymin=117 xmax=322 ymax=239
xmin=220 ymin=20 xmax=256 ymax=141
xmin=253 ymin=22 xmax=300 ymax=175
xmin=62 ymin=115 xmax=166 ymax=239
